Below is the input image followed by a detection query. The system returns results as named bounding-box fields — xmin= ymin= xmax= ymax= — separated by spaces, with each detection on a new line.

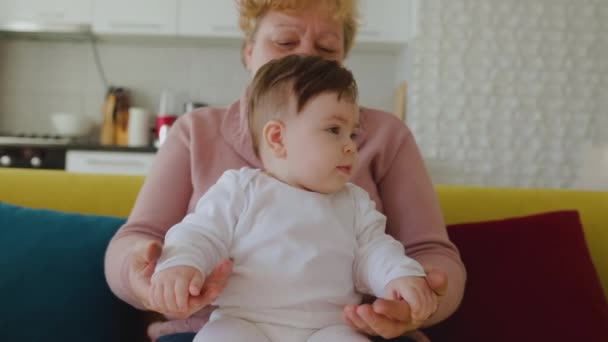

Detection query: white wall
xmin=408 ymin=0 xmax=607 ymax=188
xmin=0 ymin=38 xmax=399 ymax=134
xmin=4 ymin=0 xmax=605 ymax=189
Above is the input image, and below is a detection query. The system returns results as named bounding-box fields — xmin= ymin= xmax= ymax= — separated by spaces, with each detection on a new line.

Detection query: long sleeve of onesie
xmin=351 ymin=185 xmax=426 ymax=297
xmin=154 ymin=170 xmax=245 ymax=277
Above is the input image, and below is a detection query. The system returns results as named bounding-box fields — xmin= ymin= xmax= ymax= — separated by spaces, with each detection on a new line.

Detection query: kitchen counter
xmin=66 ymin=143 xmax=157 ymax=153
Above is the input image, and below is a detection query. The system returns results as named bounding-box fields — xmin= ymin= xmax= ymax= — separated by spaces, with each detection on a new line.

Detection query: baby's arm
xmin=384 ymin=276 xmax=438 ymax=323
xmin=351 ymin=185 xmax=427 ymax=297
xmin=151 ymin=170 xmax=246 ymax=311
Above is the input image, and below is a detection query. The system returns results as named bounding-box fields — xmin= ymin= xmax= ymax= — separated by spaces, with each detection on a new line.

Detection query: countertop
xmin=66 ymin=143 xmax=157 ymax=153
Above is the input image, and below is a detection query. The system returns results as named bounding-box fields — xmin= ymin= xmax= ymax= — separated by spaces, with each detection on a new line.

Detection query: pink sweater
xmin=105 ymin=94 xmax=466 ymax=338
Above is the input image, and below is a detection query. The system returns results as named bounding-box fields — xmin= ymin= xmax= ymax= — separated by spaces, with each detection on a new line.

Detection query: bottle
xmin=113 ymin=88 xmax=131 ymax=146
xmin=99 ymin=87 xmax=116 ymax=145
xmin=127 ymin=107 xmax=150 ymax=147
xmin=155 ymin=90 xmax=178 ymax=146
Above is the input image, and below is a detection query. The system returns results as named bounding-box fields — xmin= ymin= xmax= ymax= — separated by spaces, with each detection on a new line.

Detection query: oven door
xmin=0 ymin=145 xmax=66 ymax=169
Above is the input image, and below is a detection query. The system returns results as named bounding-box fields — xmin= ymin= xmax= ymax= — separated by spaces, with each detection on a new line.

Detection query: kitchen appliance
xmin=0 ymin=134 xmax=69 ymax=169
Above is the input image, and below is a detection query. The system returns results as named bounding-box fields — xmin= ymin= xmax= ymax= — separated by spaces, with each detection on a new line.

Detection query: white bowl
xmin=51 ymin=113 xmax=93 ymax=137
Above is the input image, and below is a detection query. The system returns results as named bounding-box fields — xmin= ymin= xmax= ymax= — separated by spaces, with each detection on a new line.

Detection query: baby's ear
xmin=262 ymin=120 xmax=286 ymax=158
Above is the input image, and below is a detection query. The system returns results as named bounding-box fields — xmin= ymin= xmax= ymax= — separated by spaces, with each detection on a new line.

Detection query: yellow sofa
xmin=2 ymin=168 xmax=606 ymax=296
xmin=1 ymin=168 xmax=607 ymax=341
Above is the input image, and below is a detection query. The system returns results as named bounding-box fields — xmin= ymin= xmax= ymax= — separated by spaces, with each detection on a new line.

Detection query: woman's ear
xmin=262 ymin=120 xmax=286 ymax=158
xmin=242 ymin=40 xmax=253 ymax=72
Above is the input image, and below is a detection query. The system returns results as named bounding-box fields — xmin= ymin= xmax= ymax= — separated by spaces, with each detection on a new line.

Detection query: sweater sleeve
xmin=351 ymin=186 xmax=426 ymax=298
xmin=154 ymin=170 xmax=244 ymax=276
xmin=379 ymin=128 xmax=467 ymax=325
xmin=104 ymin=114 xmax=197 ymax=309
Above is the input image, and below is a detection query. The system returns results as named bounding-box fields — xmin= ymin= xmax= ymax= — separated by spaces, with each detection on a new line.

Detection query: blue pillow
xmin=0 ymin=202 xmax=144 ymax=341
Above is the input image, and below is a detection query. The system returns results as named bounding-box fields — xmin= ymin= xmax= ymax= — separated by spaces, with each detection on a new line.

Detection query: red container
xmin=155 ymin=115 xmax=178 ymax=145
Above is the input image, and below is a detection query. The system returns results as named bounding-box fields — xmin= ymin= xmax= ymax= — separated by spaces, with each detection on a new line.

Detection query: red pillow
xmin=425 ymin=210 xmax=608 ymax=341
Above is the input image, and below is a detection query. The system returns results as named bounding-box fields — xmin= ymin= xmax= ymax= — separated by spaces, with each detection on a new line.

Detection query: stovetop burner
xmin=0 ymin=133 xmax=72 ymax=146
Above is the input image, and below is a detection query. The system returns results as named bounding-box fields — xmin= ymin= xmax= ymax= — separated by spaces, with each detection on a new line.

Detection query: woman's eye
xmin=276 ymin=41 xmax=296 ymax=48
xmin=320 ymin=47 xmax=336 ymax=53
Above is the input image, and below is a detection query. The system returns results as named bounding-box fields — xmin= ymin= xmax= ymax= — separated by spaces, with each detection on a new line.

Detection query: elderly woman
xmin=104 ymin=1 xmax=466 ymax=341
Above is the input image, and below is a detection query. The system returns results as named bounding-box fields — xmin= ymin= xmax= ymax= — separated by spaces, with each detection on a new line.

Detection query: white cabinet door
xmin=93 ymin=0 xmax=177 ymax=35
xmin=357 ymin=0 xmax=414 ymax=44
xmin=66 ymin=150 xmax=156 ymax=176
xmin=0 ymin=0 xmax=92 ymax=25
xmin=178 ymin=0 xmax=240 ymax=38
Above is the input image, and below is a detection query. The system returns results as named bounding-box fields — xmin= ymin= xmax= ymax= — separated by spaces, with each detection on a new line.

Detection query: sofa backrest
xmin=1 ymin=168 xmax=607 ymax=296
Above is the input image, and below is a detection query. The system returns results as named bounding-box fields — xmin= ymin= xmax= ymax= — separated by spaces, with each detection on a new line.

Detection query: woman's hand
xmin=342 ymin=269 xmax=448 ymax=339
xmin=128 ymin=240 xmax=232 ymax=318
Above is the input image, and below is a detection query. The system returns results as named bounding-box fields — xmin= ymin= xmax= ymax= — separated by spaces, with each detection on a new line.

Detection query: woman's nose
xmin=295 ymin=39 xmax=317 ymax=56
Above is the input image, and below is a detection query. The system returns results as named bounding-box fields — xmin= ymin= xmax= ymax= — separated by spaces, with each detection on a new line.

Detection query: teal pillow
xmin=0 ymin=202 xmax=144 ymax=341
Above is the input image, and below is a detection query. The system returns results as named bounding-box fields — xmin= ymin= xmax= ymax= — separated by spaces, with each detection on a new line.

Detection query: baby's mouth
xmin=336 ymin=165 xmax=352 ymax=175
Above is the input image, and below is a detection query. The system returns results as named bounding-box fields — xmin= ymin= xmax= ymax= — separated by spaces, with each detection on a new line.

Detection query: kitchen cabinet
xmin=0 ymin=0 xmax=93 ymax=28
xmin=1 ymin=0 xmax=417 ymax=48
xmin=92 ymin=0 xmax=177 ymax=35
xmin=66 ymin=150 xmax=155 ymax=176
xmin=357 ymin=0 xmax=415 ymax=44
xmin=177 ymin=0 xmax=416 ymax=44
xmin=178 ymin=0 xmax=241 ymax=38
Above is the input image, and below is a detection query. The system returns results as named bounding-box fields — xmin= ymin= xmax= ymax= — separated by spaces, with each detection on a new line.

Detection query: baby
xmin=150 ymin=55 xmax=438 ymax=342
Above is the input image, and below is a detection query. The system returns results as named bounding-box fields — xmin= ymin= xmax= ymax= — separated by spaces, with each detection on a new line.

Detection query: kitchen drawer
xmin=66 ymin=150 xmax=155 ymax=176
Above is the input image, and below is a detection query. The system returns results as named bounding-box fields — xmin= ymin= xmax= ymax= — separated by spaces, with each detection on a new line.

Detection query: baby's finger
xmin=147 ymin=283 xmax=158 ymax=311
xmin=404 ymin=287 xmax=425 ymax=321
xmin=163 ymin=281 xmax=178 ymax=313
xmin=152 ymin=282 xmax=165 ymax=312
xmin=174 ymin=277 xmax=189 ymax=312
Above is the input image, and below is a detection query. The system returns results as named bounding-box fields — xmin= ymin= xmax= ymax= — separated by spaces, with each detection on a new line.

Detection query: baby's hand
xmin=149 ymin=266 xmax=205 ymax=315
xmin=384 ymin=276 xmax=438 ymax=323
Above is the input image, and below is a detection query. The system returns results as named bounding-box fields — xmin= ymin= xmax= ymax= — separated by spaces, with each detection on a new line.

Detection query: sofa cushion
xmin=0 ymin=202 xmax=143 ymax=341
xmin=425 ymin=210 xmax=608 ymax=341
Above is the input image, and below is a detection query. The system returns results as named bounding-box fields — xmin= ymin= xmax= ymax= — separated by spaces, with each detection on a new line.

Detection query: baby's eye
xmin=326 ymin=127 xmax=340 ymax=135
xmin=350 ymin=132 xmax=359 ymax=140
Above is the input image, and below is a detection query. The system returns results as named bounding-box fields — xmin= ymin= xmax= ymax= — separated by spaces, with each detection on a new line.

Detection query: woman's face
xmin=243 ymin=8 xmax=345 ymax=76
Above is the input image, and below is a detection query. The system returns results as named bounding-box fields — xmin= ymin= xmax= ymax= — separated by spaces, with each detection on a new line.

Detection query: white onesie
xmin=155 ymin=167 xmax=425 ymax=342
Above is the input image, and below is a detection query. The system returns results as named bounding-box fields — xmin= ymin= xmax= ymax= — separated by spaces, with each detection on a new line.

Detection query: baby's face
xmin=283 ymin=92 xmax=360 ymax=194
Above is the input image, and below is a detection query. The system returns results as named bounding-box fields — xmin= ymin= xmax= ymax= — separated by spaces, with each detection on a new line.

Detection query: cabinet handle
xmin=110 ymin=22 xmax=163 ymax=31
xmin=211 ymin=25 xmax=240 ymax=33
xmin=84 ymin=158 xmax=146 ymax=168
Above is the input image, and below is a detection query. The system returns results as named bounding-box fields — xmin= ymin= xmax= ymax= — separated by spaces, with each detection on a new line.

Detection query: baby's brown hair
xmin=247 ymin=55 xmax=358 ymax=157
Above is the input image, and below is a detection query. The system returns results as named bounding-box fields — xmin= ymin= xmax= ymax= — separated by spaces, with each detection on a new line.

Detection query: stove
xmin=0 ymin=135 xmax=72 ymax=146
xmin=0 ymin=134 xmax=70 ymax=169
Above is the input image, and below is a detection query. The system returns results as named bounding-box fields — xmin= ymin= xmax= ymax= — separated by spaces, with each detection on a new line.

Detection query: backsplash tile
xmin=409 ymin=0 xmax=607 ymax=188
xmin=0 ymin=39 xmax=398 ymax=134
